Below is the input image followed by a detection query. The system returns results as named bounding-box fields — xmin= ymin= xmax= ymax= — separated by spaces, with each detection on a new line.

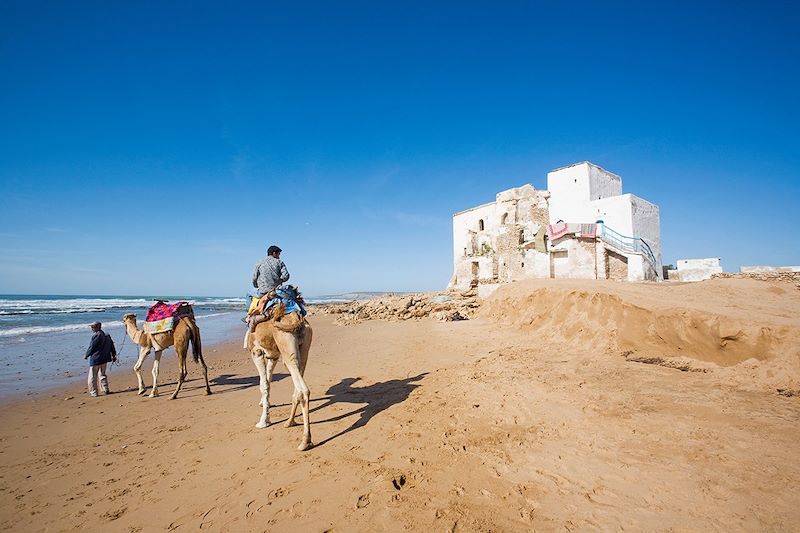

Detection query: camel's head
xmin=122 ymin=313 xmax=137 ymax=324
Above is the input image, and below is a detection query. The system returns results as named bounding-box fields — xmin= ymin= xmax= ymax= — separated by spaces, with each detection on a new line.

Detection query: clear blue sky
xmin=1 ymin=1 xmax=798 ymax=296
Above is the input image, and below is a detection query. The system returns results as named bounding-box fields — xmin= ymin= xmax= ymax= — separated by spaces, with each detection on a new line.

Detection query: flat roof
xmin=549 ymin=161 xmax=621 ymax=180
xmin=452 ymin=200 xmax=495 ymax=217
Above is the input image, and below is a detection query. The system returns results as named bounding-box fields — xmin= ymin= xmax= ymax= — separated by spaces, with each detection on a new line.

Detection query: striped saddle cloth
xmin=144 ymin=301 xmax=193 ymax=333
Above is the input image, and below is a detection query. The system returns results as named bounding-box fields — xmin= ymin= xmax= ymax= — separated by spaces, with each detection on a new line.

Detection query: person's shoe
xmin=89 ymin=392 xmax=98 ymax=397
xmin=102 ymin=390 xmax=111 ymax=395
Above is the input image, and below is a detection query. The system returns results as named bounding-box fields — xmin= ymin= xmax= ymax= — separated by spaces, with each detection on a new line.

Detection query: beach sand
xmin=1 ymin=278 xmax=799 ymax=531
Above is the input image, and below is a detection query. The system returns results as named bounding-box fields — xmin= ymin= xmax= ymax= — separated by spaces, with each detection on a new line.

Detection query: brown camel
xmin=245 ymin=314 xmax=313 ymax=451
xmin=122 ymin=313 xmax=211 ymax=399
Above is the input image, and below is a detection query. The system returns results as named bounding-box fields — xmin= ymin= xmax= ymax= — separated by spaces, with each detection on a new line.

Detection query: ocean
xmin=0 ymin=293 xmax=347 ymax=399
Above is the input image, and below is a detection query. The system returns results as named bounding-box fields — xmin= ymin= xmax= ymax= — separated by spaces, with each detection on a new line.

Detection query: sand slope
xmin=480 ymin=278 xmax=800 ymax=392
xmin=1 ymin=279 xmax=799 ymax=531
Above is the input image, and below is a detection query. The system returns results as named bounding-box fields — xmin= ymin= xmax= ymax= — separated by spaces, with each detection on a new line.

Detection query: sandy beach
xmin=1 ymin=278 xmax=799 ymax=532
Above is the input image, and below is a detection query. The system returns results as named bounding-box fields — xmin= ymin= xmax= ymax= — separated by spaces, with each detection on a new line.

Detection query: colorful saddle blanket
xmin=269 ymin=287 xmax=307 ymax=317
xmin=248 ymin=286 xmax=307 ymax=319
xmin=144 ymin=301 xmax=193 ymax=334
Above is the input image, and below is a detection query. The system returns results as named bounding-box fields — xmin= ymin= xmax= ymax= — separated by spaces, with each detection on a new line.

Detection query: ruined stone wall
xmin=472 ymin=184 xmax=551 ymax=286
xmin=606 ymin=249 xmax=628 ymax=281
xmin=712 ymin=272 xmax=800 ymax=289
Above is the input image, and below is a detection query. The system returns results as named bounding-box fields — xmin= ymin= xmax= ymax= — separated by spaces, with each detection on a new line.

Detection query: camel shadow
xmin=310 ymin=373 xmax=427 ymax=447
xmin=115 ymin=377 xmax=209 ymax=396
xmin=210 ymin=372 xmax=288 ymax=394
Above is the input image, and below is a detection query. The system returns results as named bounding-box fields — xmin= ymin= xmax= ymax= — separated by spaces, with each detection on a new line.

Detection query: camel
xmin=122 ymin=313 xmax=211 ymax=399
xmin=245 ymin=313 xmax=313 ymax=451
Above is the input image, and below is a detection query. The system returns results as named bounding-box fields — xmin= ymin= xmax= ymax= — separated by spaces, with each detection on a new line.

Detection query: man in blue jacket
xmin=85 ymin=321 xmax=117 ymax=397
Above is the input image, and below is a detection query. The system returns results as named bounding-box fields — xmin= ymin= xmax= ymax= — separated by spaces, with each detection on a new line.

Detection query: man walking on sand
xmin=85 ymin=321 xmax=116 ymax=397
xmin=252 ymin=245 xmax=290 ymax=297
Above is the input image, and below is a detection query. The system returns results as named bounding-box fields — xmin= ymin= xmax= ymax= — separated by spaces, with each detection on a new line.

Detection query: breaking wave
xmin=0 ymin=311 xmax=234 ymax=338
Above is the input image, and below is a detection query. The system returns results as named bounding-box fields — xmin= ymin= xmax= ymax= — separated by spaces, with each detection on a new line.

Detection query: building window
xmin=501 ymin=213 xmax=508 ymax=225
xmin=478 ymin=219 xmax=484 ymax=231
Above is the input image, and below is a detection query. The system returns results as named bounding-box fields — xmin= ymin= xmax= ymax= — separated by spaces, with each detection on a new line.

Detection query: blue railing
xmin=599 ymin=225 xmax=660 ymax=279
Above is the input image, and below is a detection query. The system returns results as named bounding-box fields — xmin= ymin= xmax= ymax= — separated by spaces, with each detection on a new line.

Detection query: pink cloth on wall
xmin=547 ymin=222 xmax=569 ymax=240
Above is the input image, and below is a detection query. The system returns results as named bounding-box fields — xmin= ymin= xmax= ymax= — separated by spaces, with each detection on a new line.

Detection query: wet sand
xmin=1 ymin=279 xmax=799 ymax=531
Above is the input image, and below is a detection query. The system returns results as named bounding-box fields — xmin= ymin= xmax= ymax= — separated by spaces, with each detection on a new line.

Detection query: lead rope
xmin=113 ymin=330 xmax=126 ymax=366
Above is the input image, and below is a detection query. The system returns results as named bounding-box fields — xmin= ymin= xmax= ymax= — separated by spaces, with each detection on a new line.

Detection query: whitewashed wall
xmin=452 ymin=203 xmax=494 ymax=257
xmin=547 ymin=163 xmax=594 ymax=224
xmin=451 ymin=161 xmax=663 ymax=289
xmin=630 ymin=195 xmax=662 ymax=274
xmin=549 ymin=237 xmax=597 ymax=279
xmin=674 ymin=258 xmax=723 ymax=281
xmin=451 ymin=203 xmax=495 ymax=290
xmin=588 ymin=164 xmax=623 ymax=201
xmin=591 ymin=195 xmax=634 ymax=234
xmin=548 ymin=162 xmax=622 ymax=224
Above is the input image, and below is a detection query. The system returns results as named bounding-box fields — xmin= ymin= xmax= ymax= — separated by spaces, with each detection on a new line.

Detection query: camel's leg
xmin=171 ymin=348 xmax=188 ymax=400
xmin=251 ymin=353 xmax=270 ymax=428
xmin=199 ymin=352 xmax=211 ymax=395
xmin=284 ymin=359 xmax=312 ymax=451
xmin=150 ymin=350 xmax=163 ymax=397
xmin=286 ymin=389 xmax=300 ymax=428
xmin=298 ymin=324 xmax=313 ymax=375
xmin=286 ymin=326 xmax=312 ymax=428
xmin=275 ymin=330 xmax=311 ymax=450
xmin=258 ymin=357 xmax=277 ymax=407
xmin=133 ymin=347 xmax=150 ymax=395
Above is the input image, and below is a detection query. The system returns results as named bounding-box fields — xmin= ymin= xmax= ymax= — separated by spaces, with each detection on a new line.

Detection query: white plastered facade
xmin=449 ymin=162 xmax=662 ymax=293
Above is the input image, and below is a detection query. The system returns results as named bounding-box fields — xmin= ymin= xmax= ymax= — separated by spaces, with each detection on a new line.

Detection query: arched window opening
xmin=478 ymin=219 xmax=484 ymax=231
xmin=501 ymin=213 xmax=508 ymax=225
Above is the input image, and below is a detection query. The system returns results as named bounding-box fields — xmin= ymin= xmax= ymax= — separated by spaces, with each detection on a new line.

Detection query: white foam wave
xmin=195 ymin=312 xmax=234 ymax=319
xmin=0 ymin=297 xmax=245 ymax=315
xmin=0 ymin=311 xmax=236 ymax=338
xmin=305 ymin=298 xmax=353 ymax=304
xmin=0 ymin=298 xmax=150 ymax=312
xmin=0 ymin=320 xmax=125 ymax=338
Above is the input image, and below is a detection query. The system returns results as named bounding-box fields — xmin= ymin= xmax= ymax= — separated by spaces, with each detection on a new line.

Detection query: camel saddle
xmin=144 ymin=300 xmax=194 ymax=334
xmin=246 ymin=286 xmax=307 ymax=333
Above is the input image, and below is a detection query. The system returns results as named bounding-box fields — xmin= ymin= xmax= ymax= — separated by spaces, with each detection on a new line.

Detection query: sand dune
xmin=1 ymin=278 xmax=798 ymax=531
xmin=480 ymin=278 xmax=800 ymax=391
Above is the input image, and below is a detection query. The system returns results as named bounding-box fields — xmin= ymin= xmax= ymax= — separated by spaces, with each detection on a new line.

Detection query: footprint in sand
xmin=268 ymin=487 xmax=286 ymax=499
xmin=101 ymin=507 xmax=127 ymax=521
xmin=356 ymin=494 xmax=370 ymax=508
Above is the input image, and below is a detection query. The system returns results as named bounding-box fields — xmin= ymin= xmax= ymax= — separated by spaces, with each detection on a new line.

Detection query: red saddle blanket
xmin=146 ymin=301 xmax=192 ymax=323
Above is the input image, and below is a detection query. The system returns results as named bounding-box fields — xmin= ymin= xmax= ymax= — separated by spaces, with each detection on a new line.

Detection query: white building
xmin=449 ymin=162 xmax=662 ymax=295
xmin=666 ymin=258 xmax=723 ymax=281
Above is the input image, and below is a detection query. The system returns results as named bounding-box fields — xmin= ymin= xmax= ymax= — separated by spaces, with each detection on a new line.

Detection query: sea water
xmin=0 ymin=294 xmax=249 ymax=399
xmin=0 ymin=294 xmax=352 ymax=399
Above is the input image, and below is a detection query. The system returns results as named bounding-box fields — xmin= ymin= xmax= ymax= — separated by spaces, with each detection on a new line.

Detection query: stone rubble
xmin=310 ymin=290 xmax=480 ymax=325
xmin=712 ymin=272 xmax=800 ymax=290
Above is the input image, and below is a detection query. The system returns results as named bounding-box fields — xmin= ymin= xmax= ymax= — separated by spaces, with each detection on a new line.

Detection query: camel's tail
xmin=189 ymin=320 xmax=202 ymax=363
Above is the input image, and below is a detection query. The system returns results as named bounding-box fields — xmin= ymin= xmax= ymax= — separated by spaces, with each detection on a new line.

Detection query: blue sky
xmin=1 ymin=1 xmax=798 ymax=296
